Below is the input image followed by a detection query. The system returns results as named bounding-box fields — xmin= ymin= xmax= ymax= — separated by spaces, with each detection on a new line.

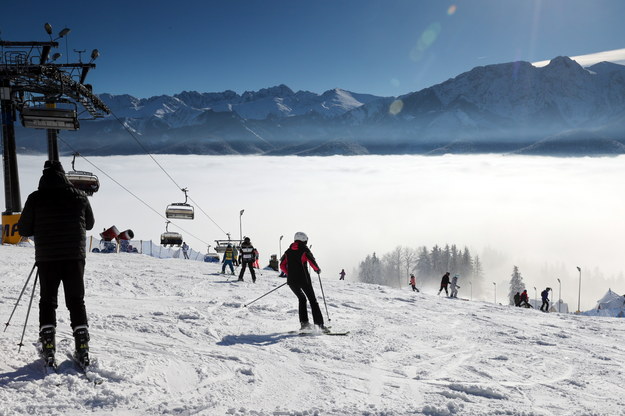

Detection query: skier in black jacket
xmin=438 ymin=272 xmax=450 ymax=296
xmin=237 ymin=237 xmax=256 ymax=282
xmin=17 ymin=160 xmax=95 ymax=367
xmin=280 ymin=232 xmax=327 ymax=332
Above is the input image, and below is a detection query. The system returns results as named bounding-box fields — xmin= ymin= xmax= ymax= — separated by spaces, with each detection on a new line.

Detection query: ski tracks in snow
xmin=3 ymin=248 xmax=625 ymax=415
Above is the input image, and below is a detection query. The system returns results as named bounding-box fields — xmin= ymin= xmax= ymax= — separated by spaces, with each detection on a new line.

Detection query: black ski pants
xmin=438 ymin=284 xmax=449 ymax=296
xmin=289 ymin=282 xmax=324 ymax=326
xmin=239 ymin=261 xmax=256 ymax=281
xmin=540 ymin=299 xmax=549 ymax=312
xmin=38 ymin=259 xmax=88 ymax=330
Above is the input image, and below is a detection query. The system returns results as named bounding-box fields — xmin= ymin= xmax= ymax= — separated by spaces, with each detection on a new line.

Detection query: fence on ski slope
xmin=87 ymin=236 xmax=218 ymax=262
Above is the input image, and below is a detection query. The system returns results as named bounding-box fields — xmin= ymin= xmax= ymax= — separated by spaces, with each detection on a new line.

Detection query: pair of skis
xmin=289 ymin=327 xmax=350 ymax=336
xmin=36 ymin=343 xmax=103 ymax=385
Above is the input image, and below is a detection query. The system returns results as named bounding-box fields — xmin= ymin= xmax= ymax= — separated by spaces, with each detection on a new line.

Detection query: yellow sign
xmin=2 ymin=213 xmax=22 ymax=244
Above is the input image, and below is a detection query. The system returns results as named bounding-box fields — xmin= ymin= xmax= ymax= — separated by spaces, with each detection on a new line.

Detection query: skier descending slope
xmin=17 ymin=160 xmax=95 ymax=369
xmin=280 ymin=232 xmax=328 ymax=333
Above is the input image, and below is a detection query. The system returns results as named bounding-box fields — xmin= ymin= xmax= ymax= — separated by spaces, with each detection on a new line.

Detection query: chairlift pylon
xmin=66 ymin=152 xmax=99 ymax=196
xmin=160 ymin=220 xmax=183 ymax=247
xmin=165 ymin=187 xmax=194 ymax=220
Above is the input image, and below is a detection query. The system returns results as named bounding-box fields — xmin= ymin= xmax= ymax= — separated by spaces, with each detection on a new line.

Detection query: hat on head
xmin=43 ymin=160 xmax=64 ymax=173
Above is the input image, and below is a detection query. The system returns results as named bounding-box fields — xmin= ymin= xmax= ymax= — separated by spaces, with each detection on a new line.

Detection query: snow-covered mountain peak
xmin=242 ymin=84 xmax=295 ymax=101
xmin=586 ymin=61 xmax=625 ymax=75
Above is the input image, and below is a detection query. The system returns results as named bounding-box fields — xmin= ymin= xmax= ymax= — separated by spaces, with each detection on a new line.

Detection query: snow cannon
xmin=100 ymin=226 xmax=120 ymax=241
xmin=117 ymin=229 xmax=134 ymax=240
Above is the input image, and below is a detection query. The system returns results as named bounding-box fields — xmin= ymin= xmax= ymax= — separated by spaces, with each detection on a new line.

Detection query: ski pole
xmin=317 ymin=272 xmax=331 ymax=322
xmin=18 ymin=271 xmax=39 ymax=353
xmin=4 ymin=263 xmax=37 ymax=332
xmin=244 ymin=282 xmax=287 ymax=307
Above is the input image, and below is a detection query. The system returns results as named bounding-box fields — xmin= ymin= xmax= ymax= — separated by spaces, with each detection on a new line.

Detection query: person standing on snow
xmin=540 ymin=287 xmax=551 ymax=312
xmin=221 ymin=243 xmax=235 ymax=274
xmin=339 ymin=269 xmax=346 ymax=280
xmin=514 ymin=292 xmax=521 ymax=307
xmin=519 ymin=290 xmax=532 ymax=308
xmin=409 ymin=273 xmax=419 ymax=292
xmin=237 ymin=237 xmax=257 ymax=282
xmin=17 ymin=160 xmax=94 ymax=368
xmin=280 ymin=232 xmax=327 ymax=332
xmin=182 ymin=242 xmax=190 ymax=259
xmin=438 ymin=272 xmax=450 ymax=296
xmin=252 ymin=248 xmax=260 ymax=269
xmin=450 ymin=274 xmax=460 ymax=298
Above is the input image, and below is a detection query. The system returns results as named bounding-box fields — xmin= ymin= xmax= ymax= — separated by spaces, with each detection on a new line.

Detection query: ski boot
xmin=316 ymin=324 xmax=331 ymax=334
xmin=73 ymin=325 xmax=90 ymax=368
xmin=38 ymin=325 xmax=56 ymax=367
xmin=300 ymin=322 xmax=313 ymax=333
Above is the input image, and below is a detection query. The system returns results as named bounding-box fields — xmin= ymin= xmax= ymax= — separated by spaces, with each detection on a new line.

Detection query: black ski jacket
xmin=17 ymin=162 xmax=95 ymax=262
xmin=239 ymin=241 xmax=256 ymax=263
xmin=279 ymin=241 xmax=320 ymax=286
xmin=440 ymin=273 xmax=450 ymax=286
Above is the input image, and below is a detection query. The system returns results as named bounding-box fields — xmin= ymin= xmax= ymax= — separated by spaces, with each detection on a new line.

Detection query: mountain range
xmin=15 ymin=56 xmax=625 ymax=156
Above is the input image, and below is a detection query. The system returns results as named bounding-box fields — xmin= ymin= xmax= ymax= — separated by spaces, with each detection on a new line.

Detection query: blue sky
xmin=2 ymin=0 xmax=625 ymax=98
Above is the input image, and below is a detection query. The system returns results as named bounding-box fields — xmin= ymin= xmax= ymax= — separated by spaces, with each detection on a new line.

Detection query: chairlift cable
xmin=109 ymin=110 xmax=228 ymax=235
xmin=56 ymin=136 xmax=209 ymax=245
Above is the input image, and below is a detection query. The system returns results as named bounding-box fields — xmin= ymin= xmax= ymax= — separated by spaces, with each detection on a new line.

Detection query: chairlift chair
xmin=160 ymin=221 xmax=183 ymax=247
xmin=214 ymin=239 xmax=240 ymax=253
xmin=20 ymin=102 xmax=79 ymax=130
xmin=67 ymin=153 xmax=100 ymax=196
xmin=165 ymin=187 xmax=194 ymax=220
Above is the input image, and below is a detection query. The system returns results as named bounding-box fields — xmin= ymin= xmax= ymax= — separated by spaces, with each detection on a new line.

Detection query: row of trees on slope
xmin=357 ymin=244 xmax=484 ymax=290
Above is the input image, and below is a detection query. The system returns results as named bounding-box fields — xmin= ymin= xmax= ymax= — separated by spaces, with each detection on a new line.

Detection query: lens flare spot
xmin=409 ymin=22 xmax=442 ymax=61
xmin=447 ymin=5 xmax=457 ymax=15
xmin=389 ymin=99 xmax=403 ymax=116
xmin=390 ymin=78 xmax=401 ymax=88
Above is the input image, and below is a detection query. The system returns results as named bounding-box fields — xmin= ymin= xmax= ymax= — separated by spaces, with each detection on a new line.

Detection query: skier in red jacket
xmin=280 ymin=232 xmax=327 ymax=332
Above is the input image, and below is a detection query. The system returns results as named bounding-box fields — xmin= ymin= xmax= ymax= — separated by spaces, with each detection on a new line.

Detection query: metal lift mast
xmin=0 ymin=23 xmax=110 ymax=243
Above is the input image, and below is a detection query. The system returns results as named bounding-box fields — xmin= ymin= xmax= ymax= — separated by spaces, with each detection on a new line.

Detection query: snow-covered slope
xmin=2 ymin=245 xmax=624 ymax=415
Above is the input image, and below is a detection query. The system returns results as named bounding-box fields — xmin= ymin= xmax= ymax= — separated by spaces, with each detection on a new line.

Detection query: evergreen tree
xmin=359 ymin=253 xmax=382 ymax=284
xmin=509 ymin=265 xmax=525 ymax=305
xmin=473 ymin=255 xmax=484 ymax=282
xmin=430 ymin=245 xmax=443 ymax=276
xmin=415 ymin=246 xmax=431 ymax=281
xmin=443 ymin=244 xmax=452 ymax=273
xmin=449 ymin=244 xmax=459 ymax=274
xmin=460 ymin=247 xmax=473 ymax=277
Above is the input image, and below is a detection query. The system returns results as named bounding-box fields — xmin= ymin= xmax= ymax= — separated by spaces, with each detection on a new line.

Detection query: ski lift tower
xmin=0 ymin=23 xmax=110 ymax=243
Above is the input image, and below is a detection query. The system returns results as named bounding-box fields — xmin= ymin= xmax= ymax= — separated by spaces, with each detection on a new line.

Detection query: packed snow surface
xmin=1 ymin=246 xmax=625 ymax=415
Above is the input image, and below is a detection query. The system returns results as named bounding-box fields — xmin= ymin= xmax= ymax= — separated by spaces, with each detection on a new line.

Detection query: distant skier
xmin=409 ymin=273 xmax=419 ymax=292
xmin=438 ymin=272 xmax=450 ymax=296
xmin=221 ymin=243 xmax=235 ymax=275
xmin=450 ymin=274 xmax=460 ymax=298
xmin=238 ymin=237 xmax=257 ymax=282
xmin=514 ymin=292 xmax=521 ymax=307
xmin=252 ymin=248 xmax=260 ymax=269
xmin=17 ymin=160 xmax=94 ymax=368
xmin=519 ymin=290 xmax=532 ymax=308
xmin=339 ymin=269 xmax=346 ymax=280
xmin=540 ymin=287 xmax=551 ymax=312
xmin=280 ymin=232 xmax=327 ymax=332
xmin=182 ymin=242 xmax=189 ymax=259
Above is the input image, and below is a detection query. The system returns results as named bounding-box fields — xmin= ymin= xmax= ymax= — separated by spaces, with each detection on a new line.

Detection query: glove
xmin=316 ymin=269 xmax=321 ymax=274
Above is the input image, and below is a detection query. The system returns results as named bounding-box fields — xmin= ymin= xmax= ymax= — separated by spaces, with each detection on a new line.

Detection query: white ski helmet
xmin=294 ymin=231 xmax=308 ymax=242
